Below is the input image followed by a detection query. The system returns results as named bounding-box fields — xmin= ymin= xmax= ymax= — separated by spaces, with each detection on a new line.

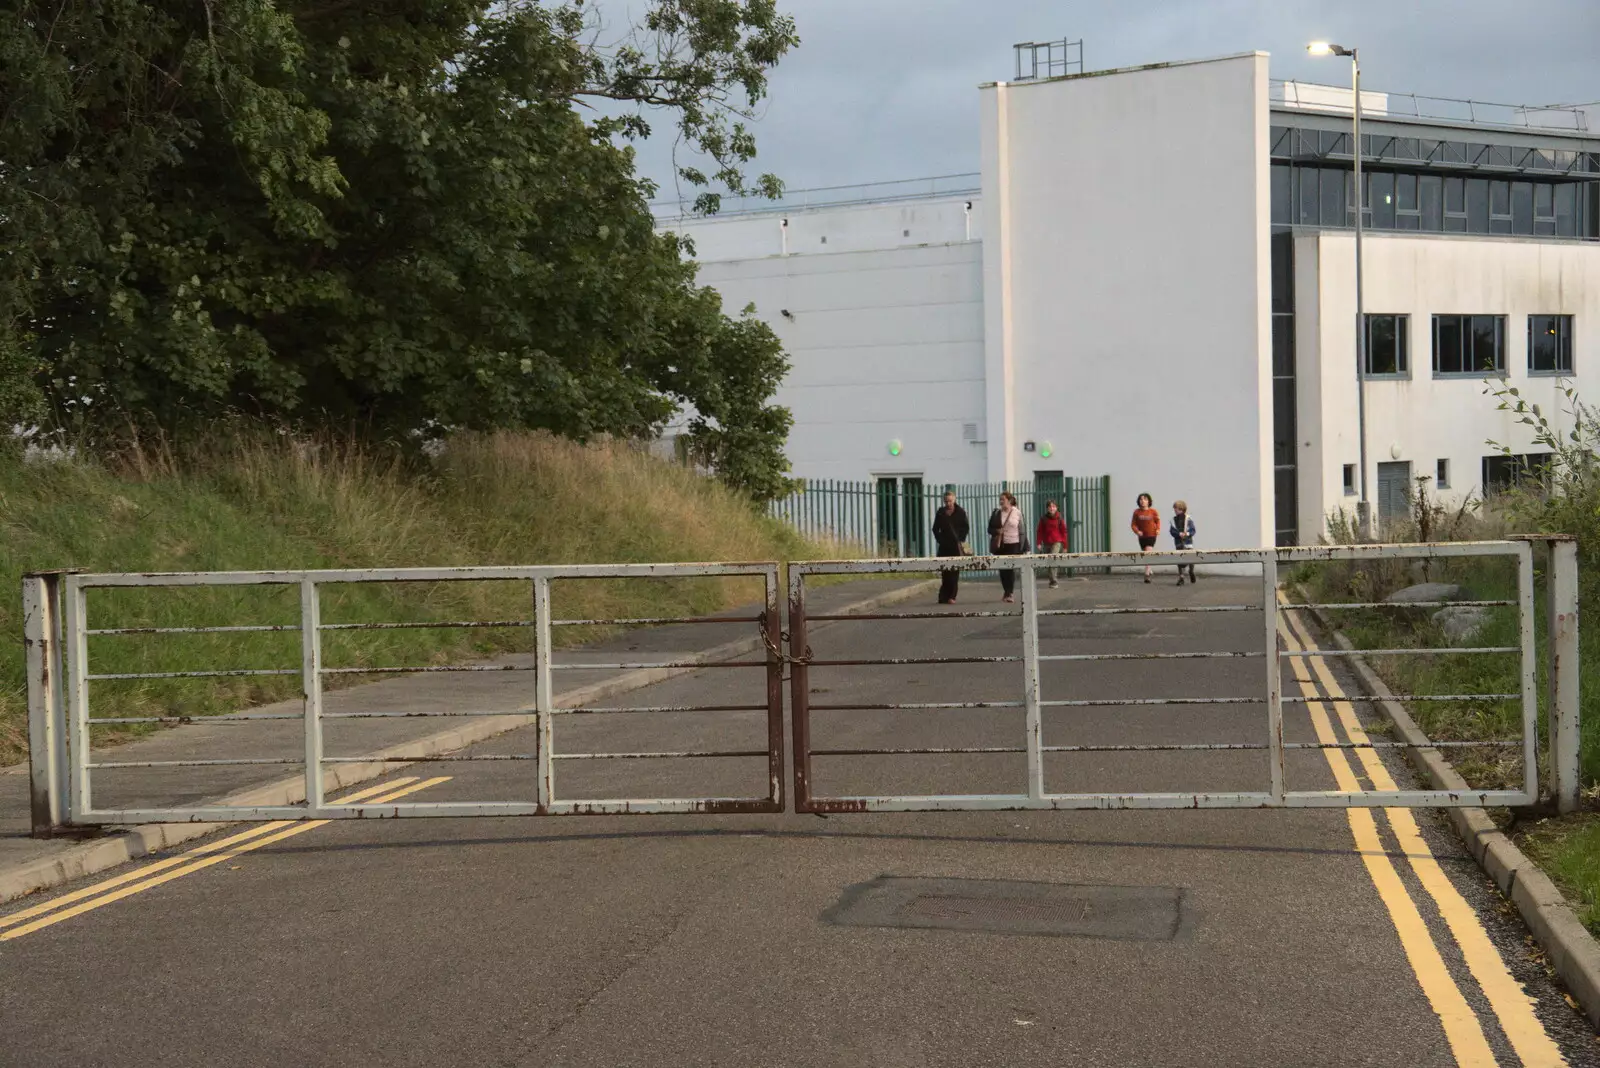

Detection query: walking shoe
xmin=1190 ymin=571 xmax=1198 ymax=582
xmin=1003 ymin=594 xmax=1015 ymax=603
xmin=1143 ymin=575 xmax=1151 ymax=584
xmin=1048 ymin=579 xmax=1059 ymax=589
xmin=1177 ymin=577 xmax=1186 ymax=586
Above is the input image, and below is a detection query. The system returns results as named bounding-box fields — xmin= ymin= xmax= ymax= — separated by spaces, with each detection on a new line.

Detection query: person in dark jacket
xmin=931 ymin=490 xmax=970 ymax=605
xmin=1170 ymin=500 xmax=1197 ymax=586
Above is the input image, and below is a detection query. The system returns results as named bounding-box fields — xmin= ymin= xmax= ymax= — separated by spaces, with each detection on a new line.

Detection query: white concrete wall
xmin=691 ymin=241 xmax=988 ymax=483
xmin=981 ymin=53 xmax=1275 ymax=552
xmin=1297 ymin=230 xmax=1600 ymax=539
xmin=661 ymin=197 xmax=980 ymax=264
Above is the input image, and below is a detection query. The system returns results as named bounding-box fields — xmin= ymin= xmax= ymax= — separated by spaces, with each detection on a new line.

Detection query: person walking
xmin=1131 ymin=493 xmax=1162 ymax=583
xmin=1035 ymin=499 xmax=1070 ymax=589
xmin=1171 ymin=500 xmax=1197 ymax=586
xmin=987 ymin=492 xmax=1028 ymax=603
xmin=931 ymin=490 xmax=970 ymax=605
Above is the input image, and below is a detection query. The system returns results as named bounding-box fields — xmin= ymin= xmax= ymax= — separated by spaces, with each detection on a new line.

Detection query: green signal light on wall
xmin=1039 ymin=441 xmax=1053 ymax=459
xmin=887 ymin=439 xmax=903 ymax=457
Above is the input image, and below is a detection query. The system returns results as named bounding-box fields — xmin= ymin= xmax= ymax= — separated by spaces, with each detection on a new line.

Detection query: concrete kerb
xmin=0 ymin=579 xmax=937 ymax=905
xmin=1296 ymin=600 xmax=1600 ymax=1030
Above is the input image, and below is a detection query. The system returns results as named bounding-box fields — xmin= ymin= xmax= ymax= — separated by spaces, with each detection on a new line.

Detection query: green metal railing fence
xmin=769 ymin=476 xmax=1112 ymax=568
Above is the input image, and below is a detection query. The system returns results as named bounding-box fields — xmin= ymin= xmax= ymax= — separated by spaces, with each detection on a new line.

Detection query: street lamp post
xmin=1308 ymin=42 xmax=1372 ymax=540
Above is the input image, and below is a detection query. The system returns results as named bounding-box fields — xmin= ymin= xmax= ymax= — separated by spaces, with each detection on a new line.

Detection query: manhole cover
xmin=823 ymin=876 xmax=1187 ymax=941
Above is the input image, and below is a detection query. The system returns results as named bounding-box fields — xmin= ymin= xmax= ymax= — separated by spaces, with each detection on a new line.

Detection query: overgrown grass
xmin=0 ymin=430 xmax=826 ymax=765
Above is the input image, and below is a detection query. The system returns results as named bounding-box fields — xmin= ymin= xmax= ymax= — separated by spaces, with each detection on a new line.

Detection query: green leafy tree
xmin=1 ymin=0 xmax=799 ymax=498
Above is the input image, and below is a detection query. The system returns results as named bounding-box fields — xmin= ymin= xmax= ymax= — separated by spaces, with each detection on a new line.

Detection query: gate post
xmin=299 ymin=578 xmax=326 ymax=815
xmin=787 ymin=566 xmax=813 ymax=812
xmin=24 ymin=572 xmax=70 ymax=835
xmin=1547 ymin=537 xmax=1581 ymax=814
xmin=1020 ymin=561 xmax=1044 ymax=800
xmin=533 ymin=576 xmax=555 ymax=813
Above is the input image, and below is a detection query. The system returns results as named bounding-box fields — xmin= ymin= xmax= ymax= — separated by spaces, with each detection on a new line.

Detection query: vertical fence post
xmin=1021 ymin=561 xmax=1045 ymax=800
xmin=534 ymin=575 xmax=555 ymax=812
xmin=787 ymin=565 xmax=813 ymax=812
xmin=762 ymin=567 xmax=785 ymax=810
xmin=299 ymin=578 xmax=325 ymax=815
xmin=24 ymin=573 xmax=68 ymax=835
xmin=62 ymin=576 xmax=91 ymax=821
xmin=1547 ymin=537 xmax=1581 ymax=813
xmin=1263 ymin=553 xmax=1285 ymax=804
xmin=1516 ymin=541 xmax=1540 ymax=805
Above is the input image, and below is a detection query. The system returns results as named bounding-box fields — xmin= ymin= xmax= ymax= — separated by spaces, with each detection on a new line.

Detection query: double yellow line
xmin=0 ymin=776 xmax=450 ymax=942
xmin=1279 ymin=603 xmax=1563 ymax=1068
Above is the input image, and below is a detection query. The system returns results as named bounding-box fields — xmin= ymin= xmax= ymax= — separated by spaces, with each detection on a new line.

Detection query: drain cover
xmin=823 ymin=876 xmax=1186 ymax=941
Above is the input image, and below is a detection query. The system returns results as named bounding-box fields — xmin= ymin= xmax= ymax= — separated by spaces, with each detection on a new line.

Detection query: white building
xmin=658 ymin=52 xmax=1600 ymax=552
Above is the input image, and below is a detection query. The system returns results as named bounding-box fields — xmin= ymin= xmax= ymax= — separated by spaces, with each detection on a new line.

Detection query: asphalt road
xmin=1 ymin=571 xmax=1594 ymax=1067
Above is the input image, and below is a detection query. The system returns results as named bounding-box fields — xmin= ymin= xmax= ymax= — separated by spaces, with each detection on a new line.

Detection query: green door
xmin=901 ymin=477 xmax=926 ymax=556
xmin=876 ymin=478 xmax=900 ymax=554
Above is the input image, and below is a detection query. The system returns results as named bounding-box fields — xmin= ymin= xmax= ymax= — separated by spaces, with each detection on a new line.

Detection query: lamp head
xmin=1307 ymin=41 xmax=1353 ymax=57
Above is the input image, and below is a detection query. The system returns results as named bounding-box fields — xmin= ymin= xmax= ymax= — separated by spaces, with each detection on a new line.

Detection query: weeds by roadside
xmin=0 ymin=429 xmax=831 ymax=766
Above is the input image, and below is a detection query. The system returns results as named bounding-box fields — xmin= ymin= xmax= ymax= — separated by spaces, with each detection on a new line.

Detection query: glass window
xmin=1554 ymin=183 xmax=1576 ymax=237
xmin=1321 ymin=168 xmax=1346 ymax=227
xmin=1435 ymin=316 xmax=1465 ymax=374
xmin=1444 ymin=177 xmax=1467 ymax=232
xmin=1466 ymin=179 xmax=1489 ymax=232
xmin=1298 ymin=167 xmax=1320 ymax=226
xmin=1434 ymin=315 xmax=1504 ymax=375
xmin=1370 ymin=171 xmax=1395 ymax=229
xmin=1420 ymin=175 xmax=1443 ymax=231
xmin=1343 ymin=464 xmax=1357 ymax=495
xmin=1436 ymin=459 xmax=1450 ymax=489
xmin=1528 ymin=314 xmax=1574 ymax=374
xmin=1470 ymin=315 xmax=1505 ymax=371
xmin=1364 ymin=314 xmax=1409 ymax=376
xmin=1272 ymin=164 xmax=1291 ymax=226
xmin=1489 ymin=180 xmax=1512 ymax=234
xmin=1511 ymin=182 xmax=1534 ymax=234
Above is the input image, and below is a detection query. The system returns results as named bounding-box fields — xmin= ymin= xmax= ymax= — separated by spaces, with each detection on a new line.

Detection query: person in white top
xmin=986 ymin=492 xmax=1027 ymax=603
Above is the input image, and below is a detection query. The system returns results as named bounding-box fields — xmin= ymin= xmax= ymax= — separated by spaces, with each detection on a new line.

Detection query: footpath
xmin=0 ymin=577 xmax=934 ymax=902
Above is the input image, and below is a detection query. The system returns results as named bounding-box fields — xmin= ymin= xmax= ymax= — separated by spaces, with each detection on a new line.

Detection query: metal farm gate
xmin=23 ymin=539 xmax=1580 ymax=831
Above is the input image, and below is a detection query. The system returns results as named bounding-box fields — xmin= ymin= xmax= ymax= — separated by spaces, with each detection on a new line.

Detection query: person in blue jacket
xmin=1170 ymin=500 xmax=1197 ymax=586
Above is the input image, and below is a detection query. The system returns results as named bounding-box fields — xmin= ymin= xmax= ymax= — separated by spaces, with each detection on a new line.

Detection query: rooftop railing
xmin=1272 ymin=79 xmax=1592 ymax=133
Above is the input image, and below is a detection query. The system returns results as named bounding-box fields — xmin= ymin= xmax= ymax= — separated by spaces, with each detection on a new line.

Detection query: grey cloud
xmin=627 ymin=0 xmax=1600 ymax=201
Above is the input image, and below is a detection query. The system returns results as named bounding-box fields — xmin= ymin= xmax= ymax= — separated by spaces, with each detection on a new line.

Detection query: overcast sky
xmin=627 ymin=0 xmax=1600 ymax=206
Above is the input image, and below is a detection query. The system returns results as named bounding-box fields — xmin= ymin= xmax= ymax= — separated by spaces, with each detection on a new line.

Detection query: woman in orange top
xmin=1130 ymin=493 xmax=1161 ymax=584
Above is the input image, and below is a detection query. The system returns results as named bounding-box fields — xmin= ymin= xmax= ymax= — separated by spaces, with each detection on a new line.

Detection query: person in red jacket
xmin=1130 ymin=493 xmax=1161 ymax=584
xmin=1035 ymin=500 xmax=1070 ymax=589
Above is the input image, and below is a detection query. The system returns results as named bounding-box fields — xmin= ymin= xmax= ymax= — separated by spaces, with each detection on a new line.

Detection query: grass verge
xmin=0 ymin=430 xmax=830 ymax=766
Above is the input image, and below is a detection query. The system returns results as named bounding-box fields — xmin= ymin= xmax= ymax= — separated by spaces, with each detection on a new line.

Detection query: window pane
xmin=1561 ymin=318 xmax=1573 ymax=371
xmin=1396 ymin=173 xmax=1418 ymax=212
xmin=1321 ymin=169 xmax=1345 ymax=226
xmin=1511 ymin=182 xmax=1533 ymax=234
xmin=1471 ymin=316 xmax=1502 ymax=372
xmin=1420 ymin=175 xmax=1443 ymax=230
xmin=1555 ymin=183 xmax=1576 ymax=236
xmin=1272 ymin=164 xmax=1291 ymax=225
xmin=1371 ymin=171 xmax=1396 ymax=228
xmin=1530 ymin=315 xmax=1557 ymax=371
xmin=1490 ymin=181 xmax=1511 ymax=216
xmin=1535 ymin=183 xmax=1555 ymax=219
xmin=1397 ymin=316 xmax=1409 ymax=372
xmin=1367 ymin=315 xmax=1398 ymax=374
xmin=1299 ymin=167 xmax=1319 ymax=225
xmin=1445 ymin=177 xmax=1466 ymax=214
xmin=1467 ymin=179 xmax=1489 ymax=231
xmin=1435 ymin=316 xmax=1463 ymax=374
